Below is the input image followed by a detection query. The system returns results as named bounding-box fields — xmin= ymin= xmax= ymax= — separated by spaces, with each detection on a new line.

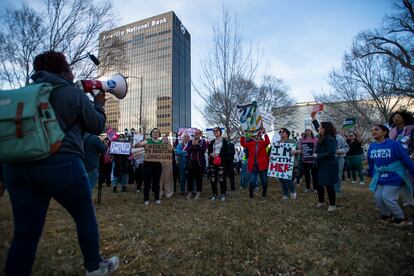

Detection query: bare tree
xmin=194 ymin=7 xmax=259 ymax=140
xmin=0 ymin=0 xmax=117 ymax=89
xmin=255 ymin=75 xmax=296 ymax=129
xmin=355 ymin=0 xmax=414 ymax=95
xmin=316 ymin=49 xmax=413 ymax=141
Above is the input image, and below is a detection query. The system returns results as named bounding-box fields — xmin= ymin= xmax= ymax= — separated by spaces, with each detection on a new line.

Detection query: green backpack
xmin=0 ymin=83 xmax=65 ymax=163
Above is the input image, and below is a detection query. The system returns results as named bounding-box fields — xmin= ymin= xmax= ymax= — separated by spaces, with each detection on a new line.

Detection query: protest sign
xmin=237 ymin=101 xmax=263 ymax=135
xmin=268 ymin=142 xmax=296 ymax=180
xmin=343 ymin=117 xmax=356 ymax=129
xmin=144 ymin=144 xmax=172 ymax=162
xmin=312 ymin=103 xmax=324 ymax=113
xmin=132 ymin=134 xmax=144 ymax=146
xmin=178 ymin=128 xmax=197 ymax=140
xmin=205 ymin=127 xmax=225 ymax=141
xmin=110 ymin=142 xmax=131 ymax=155
xmin=131 ymin=147 xmax=144 ymax=161
xmin=301 ymin=142 xmax=315 ymax=162
xmin=106 ymin=127 xmax=119 ymax=141
xmin=260 ymin=112 xmax=275 ymax=132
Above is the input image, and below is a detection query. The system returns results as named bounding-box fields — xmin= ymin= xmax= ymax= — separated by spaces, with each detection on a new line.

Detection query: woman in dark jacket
xmin=208 ymin=127 xmax=229 ymax=201
xmin=314 ymin=122 xmax=338 ymax=211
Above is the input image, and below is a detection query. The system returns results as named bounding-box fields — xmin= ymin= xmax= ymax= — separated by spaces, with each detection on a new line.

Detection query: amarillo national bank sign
xmin=102 ymin=17 xmax=168 ymax=40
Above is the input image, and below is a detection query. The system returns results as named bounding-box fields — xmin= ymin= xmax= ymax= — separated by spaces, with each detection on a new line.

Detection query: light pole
xmin=125 ymin=76 xmax=143 ymax=134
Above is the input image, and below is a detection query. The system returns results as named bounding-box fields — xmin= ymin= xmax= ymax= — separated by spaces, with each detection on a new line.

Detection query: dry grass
xmin=1 ymin=176 xmax=414 ymax=275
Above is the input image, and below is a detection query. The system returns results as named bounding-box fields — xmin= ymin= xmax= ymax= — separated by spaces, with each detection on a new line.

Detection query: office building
xmin=99 ymin=11 xmax=191 ymax=134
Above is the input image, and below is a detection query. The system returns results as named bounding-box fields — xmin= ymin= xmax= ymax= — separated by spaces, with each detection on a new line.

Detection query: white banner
xmin=110 ymin=142 xmax=131 ymax=155
xmin=260 ymin=112 xmax=275 ymax=132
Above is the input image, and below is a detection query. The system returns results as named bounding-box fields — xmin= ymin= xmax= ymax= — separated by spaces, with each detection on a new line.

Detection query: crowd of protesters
xmin=1 ymin=51 xmax=414 ymax=276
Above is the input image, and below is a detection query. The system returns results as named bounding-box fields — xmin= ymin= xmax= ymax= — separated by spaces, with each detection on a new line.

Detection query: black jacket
xmin=208 ymin=138 xmax=229 ymax=165
xmin=32 ymin=71 xmax=106 ymax=157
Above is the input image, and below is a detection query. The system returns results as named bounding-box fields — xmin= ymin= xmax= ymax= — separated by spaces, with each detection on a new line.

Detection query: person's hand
xmin=94 ymin=91 xmax=106 ymax=105
xmin=313 ymin=153 xmax=317 ymax=158
xmin=0 ymin=181 xmax=5 ymax=198
xmin=311 ymin=111 xmax=317 ymax=120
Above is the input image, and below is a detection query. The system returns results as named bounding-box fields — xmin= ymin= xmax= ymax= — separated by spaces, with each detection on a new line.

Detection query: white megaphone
xmin=76 ymin=73 xmax=128 ymax=99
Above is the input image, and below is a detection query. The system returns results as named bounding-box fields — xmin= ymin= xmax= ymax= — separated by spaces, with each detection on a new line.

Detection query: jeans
xmin=143 ymin=161 xmax=162 ymax=201
xmin=210 ymin=165 xmax=226 ymax=196
xmin=345 ymin=155 xmax=364 ymax=182
xmin=279 ymin=178 xmax=295 ymax=197
xmin=249 ymin=170 xmax=268 ymax=198
xmin=187 ymin=161 xmax=203 ymax=193
xmin=3 ymin=153 xmax=102 ymax=275
xmin=178 ymin=162 xmax=187 ymax=193
xmin=87 ymin=168 xmax=99 ymax=192
xmin=302 ymin=162 xmax=318 ymax=190
xmin=334 ymin=157 xmax=345 ymax=193
xmin=374 ymin=184 xmax=404 ymax=219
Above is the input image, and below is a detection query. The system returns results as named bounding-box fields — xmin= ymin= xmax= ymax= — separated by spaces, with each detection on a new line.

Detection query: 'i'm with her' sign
xmin=268 ymin=142 xmax=296 ymax=180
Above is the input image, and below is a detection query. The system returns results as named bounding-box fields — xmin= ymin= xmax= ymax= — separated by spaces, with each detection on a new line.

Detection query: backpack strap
xmin=15 ymin=102 xmax=24 ymax=138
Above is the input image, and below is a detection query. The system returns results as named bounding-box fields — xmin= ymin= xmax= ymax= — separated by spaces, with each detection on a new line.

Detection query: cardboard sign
xmin=144 ymin=144 xmax=172 ymax=162
xmin=110 ymin=142 xmax=131 ymax=155
xmin=343 ymin=117 xmax=356 ymax=129
xmin=301 ymin=142 xmax=315 ymax=162
xmin=268 ymin=142 xmax=296 ymax=180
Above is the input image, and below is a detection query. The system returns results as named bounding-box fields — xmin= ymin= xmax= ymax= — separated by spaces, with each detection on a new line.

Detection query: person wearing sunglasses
xmin=367 ymin=124 xmax=414 ymax=226
xmin=186 ymin=129 xmax=207 ymax=199
xmin=240 ymin=129 xmax=270 ymax=199
xmin=277 ymin=128 xmax=299 ymax=200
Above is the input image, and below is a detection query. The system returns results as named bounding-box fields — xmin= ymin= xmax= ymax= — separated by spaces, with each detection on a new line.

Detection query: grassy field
xmin=1 ymin=177 xmax=414 ymax=275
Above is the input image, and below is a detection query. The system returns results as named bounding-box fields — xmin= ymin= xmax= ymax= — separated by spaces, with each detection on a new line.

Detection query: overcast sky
xmin=1 ymin=0 xmax=392 ymax=128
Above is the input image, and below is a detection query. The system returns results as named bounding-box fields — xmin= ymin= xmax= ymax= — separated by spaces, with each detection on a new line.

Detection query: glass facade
xmin=98 ymin=11 xmax=191 ymax=135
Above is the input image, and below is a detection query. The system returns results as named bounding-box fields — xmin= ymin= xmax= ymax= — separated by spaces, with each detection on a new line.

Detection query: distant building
xmin=99 ymin=11 xmax=191 ymax=134
xmin=274 ymin=97 xmax=414 ymax=135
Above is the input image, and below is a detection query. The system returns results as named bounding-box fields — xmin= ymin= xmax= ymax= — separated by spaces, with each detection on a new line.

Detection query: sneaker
xmin=194 ymin=192 xmax=201 ymax=199
xmin=254 ymin=187 xmax=259 ymax=193
xmin=304 ymin=189 xmax=310 ymax=193
xmin=358 ymin=181 xmax=365 ymax=185
xmin=316 ymin=202 xmax=324 ymax=208
xmin=380 ymin=215 xmax=392 ymax=224
xmin=210 ymin=195 xmax=217 ymax=201
xmin=86 ymin=256 xmax=120 ymax=276
xmin=155 ymin=200 xmax=161 ymax=205
xmin=144 ymin=201 xmax=150 ymax=206
xmin=136 ymin=189 xmax=141 ymax=193
xmin=351 ymin=181 xmax=357 ymax=184
xmin=402 ymin=199 xmax=414 ymax=207
xmin=282 ymin=196 xmax=288 ymax=200
xmin=186 ymin=193 xmax=193 ymax=200
xmin=112 ymin=186 xmax=117 ymax=193
xmin=221 ymin=194 xmax=226 ymax=201
xmin=290 ymin=193 xmax=297 ymax=200
xmin=327 ymin=205 xmax=337 ymax=212
xmin=393 ymin=217 xmax=413 ymax=227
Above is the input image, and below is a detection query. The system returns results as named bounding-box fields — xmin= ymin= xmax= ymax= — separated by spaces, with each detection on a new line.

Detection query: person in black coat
xmin=208 ymin=127 xmax=229 ymax=201
xmin=225 ymin=139 xmax=236 ymax=191
xmin=313 ymin=121 xmax=338 ymax=211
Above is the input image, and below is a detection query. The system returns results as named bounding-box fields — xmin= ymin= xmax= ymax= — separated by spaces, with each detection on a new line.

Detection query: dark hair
xmin=150 ymin=128 xmax=160 ymax=137
xmin=33 ymin=51 xmax=71 ymax=75
xmin=318 ymin=122 xmax=336 ymax=145
xmin=280 ymin=128 xmax=290 ymax=138
xmin=214 ymin=127 xmax=222 ymax=135
xmin=374 ymin=124 xmax=389 ymax=138
xmin=389 ymin=110 xmax=414 ymax=128
xmin=305 ymin=128 xmax=314 ymax=138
